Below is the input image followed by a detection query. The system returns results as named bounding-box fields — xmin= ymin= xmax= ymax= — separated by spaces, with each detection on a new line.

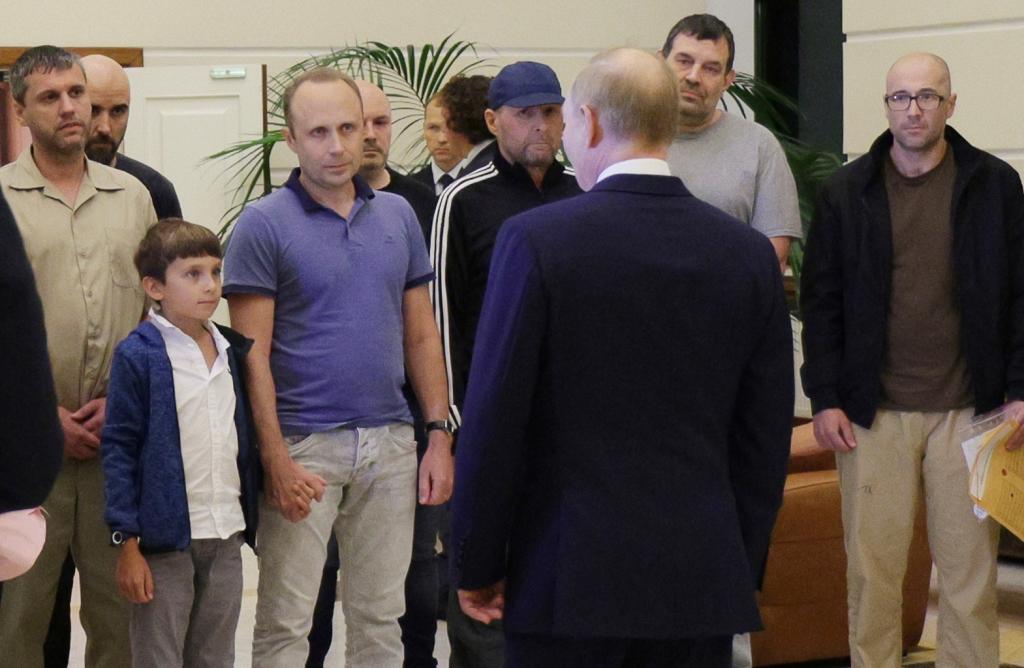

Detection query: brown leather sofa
xmin=750 ymin=423 xmax=932 ymax=666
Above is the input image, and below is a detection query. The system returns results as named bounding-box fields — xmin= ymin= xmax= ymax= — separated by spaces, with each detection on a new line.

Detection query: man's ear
xmin=581 ymin=105 xmax=602 ymax=148
xmin=141 ymin=276 xmax=164 ymax=302
xmin=725 ymin=69 xmax=737 ymax=89
xmin=484 ymin=108 xmax=499 ymax=136
xmin=282 ymin=126 xmax=295 ymax=152
xmin=13 ymin=100 xmax=26 ymax=127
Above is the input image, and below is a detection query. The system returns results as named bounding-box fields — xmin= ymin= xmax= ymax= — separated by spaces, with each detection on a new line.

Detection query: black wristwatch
xmin=425 ymin=419 xmax=454 ymax=435
xmin=110 ymin=530 xmax=134 ymax=546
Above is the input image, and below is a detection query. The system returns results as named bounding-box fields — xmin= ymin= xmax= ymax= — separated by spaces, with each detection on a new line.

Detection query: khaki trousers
xmin=0 ymin=458 xmax=130 ymax=668
xmin=839 ymin=408 xmax=999 ymax=668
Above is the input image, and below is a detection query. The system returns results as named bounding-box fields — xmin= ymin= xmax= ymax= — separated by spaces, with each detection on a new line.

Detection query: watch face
xmin=111 ymin=531 xmax=126 ymax=545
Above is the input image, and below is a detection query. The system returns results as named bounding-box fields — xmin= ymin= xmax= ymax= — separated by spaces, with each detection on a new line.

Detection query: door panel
xmin=124 ymin=64 xmax=263 ymax=324
xmin=124 ymin=64 xmax=263 ymax=230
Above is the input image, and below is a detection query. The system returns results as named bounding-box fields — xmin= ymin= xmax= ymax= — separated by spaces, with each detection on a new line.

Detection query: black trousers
xmin=505 ymin=632 xmax=732 ymax=668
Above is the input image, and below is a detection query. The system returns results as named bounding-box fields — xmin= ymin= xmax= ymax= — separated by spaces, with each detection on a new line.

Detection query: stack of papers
xmin=961 ymin=410 xmax=1024 ymax=538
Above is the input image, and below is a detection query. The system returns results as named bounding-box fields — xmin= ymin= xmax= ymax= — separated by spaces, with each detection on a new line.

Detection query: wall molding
xmin=846 ymin=18 xmax=1024 ymax=43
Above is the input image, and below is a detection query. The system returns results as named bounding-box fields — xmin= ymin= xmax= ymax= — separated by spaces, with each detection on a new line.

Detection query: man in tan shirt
xmin=0 ymin=46 xmax=156 ymax=667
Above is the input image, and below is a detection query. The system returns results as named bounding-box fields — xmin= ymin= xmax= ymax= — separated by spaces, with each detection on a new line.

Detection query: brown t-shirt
xmin=879 ymin=147 xmax=972 ymax=411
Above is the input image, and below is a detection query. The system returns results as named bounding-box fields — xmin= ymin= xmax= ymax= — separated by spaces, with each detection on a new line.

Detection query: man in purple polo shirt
xmin=223 ymin=68 xmax=454 ymax=668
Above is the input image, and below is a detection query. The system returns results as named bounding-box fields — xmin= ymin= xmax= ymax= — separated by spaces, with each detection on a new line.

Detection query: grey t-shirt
xmin=667 ymin=111 xmax=802 ymax=239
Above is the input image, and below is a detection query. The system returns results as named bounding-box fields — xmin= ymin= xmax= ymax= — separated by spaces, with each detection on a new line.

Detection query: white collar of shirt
xmin=430 ymin=161 xmax=459 ymax=184
xmin=460 ymin=139 xmax=495 ymax=170
xmin=596 ymin=158 xmax=672 ymax=184
xmin=149 ymin=308 xmax=231 ymax=369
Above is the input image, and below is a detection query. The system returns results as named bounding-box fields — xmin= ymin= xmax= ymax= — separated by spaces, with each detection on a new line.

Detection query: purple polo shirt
xmin=223 ymin=169 xmax=433 ymax=435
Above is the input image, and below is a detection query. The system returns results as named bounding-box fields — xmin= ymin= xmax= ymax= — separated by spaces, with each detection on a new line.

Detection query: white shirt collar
xmin=430 ymin=160 xmax=459 ymax=183
xmin=596 ymin=158 xmax=672 ymax=184
xmin=460 ymin=139 xmax=495 ymax=170
xmin=149 ymin=308 xmax=230 ymax=357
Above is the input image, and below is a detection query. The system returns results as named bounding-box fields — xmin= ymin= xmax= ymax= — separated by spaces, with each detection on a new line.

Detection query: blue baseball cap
xmin=487 ymin=61 xmax=564 ymax=109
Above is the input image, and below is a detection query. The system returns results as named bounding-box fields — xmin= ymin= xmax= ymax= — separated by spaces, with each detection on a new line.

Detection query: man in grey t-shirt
xmin=660 ymin=13 xmax=801 ymax=271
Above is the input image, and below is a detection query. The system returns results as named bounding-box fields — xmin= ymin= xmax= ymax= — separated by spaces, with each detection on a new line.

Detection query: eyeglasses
xmin=884 ymin=92 xmax=946 ymax=112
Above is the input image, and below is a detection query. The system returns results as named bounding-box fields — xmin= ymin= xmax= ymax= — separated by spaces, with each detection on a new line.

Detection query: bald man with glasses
xmin=801 ymin=52 xmax=1024 ymax=667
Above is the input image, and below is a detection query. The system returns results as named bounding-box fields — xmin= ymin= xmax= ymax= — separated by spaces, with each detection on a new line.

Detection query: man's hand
xmin=72 ymin=397 xmax=107 ymax=437
xmin=58 ymin=406 xmax=100 ymax=460
xmin=812 ymin=407 xmax=858 ymax=453
xmin=418 ymin=431 xmax=454 ymax=505
xmin=264 ymin=448 xmax=326 ymax=523
xmin=116 ymin=539 xmax=154 ymax=604
xmin=1003 ymin=400 xmax=1024 ymax=451
xmin=458 ymin=580 xmax=505 ymax=625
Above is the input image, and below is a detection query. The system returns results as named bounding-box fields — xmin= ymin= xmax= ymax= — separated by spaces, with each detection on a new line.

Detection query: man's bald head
xmin=886 ymin=52 xmax=951 ymax=96
xmin=570 ymin=48 xmax=678 ymax=148
xmin=563 ymin=48 xmax=678 ymax=191
xmin=354 ymin=80 xmax=393 ymax=176
xmin=355 ymin=79 xmax=391 ymax=117
xmin=81 ymin=54 xmax=131 ymax=164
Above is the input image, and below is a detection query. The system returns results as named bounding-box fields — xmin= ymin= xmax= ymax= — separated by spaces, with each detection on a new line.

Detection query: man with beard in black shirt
xmin=81 ymin=55 xmax=182 ymax=220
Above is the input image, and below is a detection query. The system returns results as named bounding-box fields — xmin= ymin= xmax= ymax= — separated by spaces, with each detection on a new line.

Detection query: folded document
xmin=961 ymin=408 xmax=1024 ymax=537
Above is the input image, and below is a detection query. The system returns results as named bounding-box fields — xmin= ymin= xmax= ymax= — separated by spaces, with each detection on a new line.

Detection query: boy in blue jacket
xmin=101 ymin=219 xmax=260 ymax=667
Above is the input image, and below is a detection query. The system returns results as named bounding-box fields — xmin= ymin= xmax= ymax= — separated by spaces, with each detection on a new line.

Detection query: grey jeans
xmin=252 ymin=423 xmax=418 ymax=668
xmin=130 ymin=533 xmax=244 ymax=668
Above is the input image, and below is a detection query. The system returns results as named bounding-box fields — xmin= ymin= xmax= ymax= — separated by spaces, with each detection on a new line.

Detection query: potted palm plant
xmin=206 ymin=34 xmax=487 ymax=237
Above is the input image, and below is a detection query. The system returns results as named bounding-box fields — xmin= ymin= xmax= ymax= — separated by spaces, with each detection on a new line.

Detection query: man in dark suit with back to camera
xmin=450 ymin=47 xmax=793 ymax=667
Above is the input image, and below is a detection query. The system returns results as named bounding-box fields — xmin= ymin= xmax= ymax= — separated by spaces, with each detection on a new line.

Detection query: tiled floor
xmin=67 ymin=555 xmax=1024 ymax=667
xmin=954 ymin=558 xmax=1024 ymax=666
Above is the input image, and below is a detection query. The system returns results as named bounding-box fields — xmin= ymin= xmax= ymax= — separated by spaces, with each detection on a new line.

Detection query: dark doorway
xmin=756 ymin=0 xmax=844 ymax=156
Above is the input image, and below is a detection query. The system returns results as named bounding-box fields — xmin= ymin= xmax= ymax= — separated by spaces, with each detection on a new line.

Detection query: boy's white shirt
xmin=149 ymin=308 xmax=245 ymax=540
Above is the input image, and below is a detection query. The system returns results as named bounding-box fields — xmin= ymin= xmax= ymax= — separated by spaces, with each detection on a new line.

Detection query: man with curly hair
xmin=439 ymin=75 xmax=496 ymax=176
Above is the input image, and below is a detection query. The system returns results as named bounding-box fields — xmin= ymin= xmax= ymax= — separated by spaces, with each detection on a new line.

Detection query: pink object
xmin=0 ymin=507 xmax=47 ymax=581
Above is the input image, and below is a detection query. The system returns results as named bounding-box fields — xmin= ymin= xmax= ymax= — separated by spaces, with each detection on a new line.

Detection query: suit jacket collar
xmin=589 ymin=173 xmax=693 ymax=198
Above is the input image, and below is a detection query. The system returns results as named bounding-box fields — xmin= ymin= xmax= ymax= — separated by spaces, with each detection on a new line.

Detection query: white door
xmin=123 ymin=64 xmax=263 ymax=324
xmin=123 ymin=64 xmax=263 ymax=233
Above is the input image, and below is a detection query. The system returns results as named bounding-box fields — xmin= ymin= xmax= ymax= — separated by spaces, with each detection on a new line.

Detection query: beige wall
xmin=0 ymin=0 xmax=704 ymax=171
xmin=0 ymin=1 xmax=696 ymax=51
xmin=843 ymin=3 xmax=1024 ymax=177
xmin=1 ymin=1 xmax=705 ymax=99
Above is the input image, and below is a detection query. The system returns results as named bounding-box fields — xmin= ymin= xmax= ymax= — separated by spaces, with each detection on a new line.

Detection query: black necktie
xmin=438 ymin=174 xmax=454 ymax=190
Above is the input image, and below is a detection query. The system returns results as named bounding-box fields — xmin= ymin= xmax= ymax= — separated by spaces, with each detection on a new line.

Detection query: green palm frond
xmin=724 ymin=73 xmax=802 ymax=137
xmin=205 ymin=35 xmax=488 ymax=238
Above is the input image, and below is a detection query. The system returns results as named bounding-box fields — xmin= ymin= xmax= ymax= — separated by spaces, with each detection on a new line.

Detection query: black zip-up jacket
xmin=800 ymin=126 xmax=1024 ymax=428
xmin=430 ymin=150 xmax=581 ymax=426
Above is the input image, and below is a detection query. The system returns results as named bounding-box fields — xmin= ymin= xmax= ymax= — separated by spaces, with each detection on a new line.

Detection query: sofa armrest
xmin=789 ymin=422 xmax=836 ymax=474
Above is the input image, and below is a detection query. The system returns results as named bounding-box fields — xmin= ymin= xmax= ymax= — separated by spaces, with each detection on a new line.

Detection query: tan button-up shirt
xmin=0 ymin=149 xmax=157 ymax=410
